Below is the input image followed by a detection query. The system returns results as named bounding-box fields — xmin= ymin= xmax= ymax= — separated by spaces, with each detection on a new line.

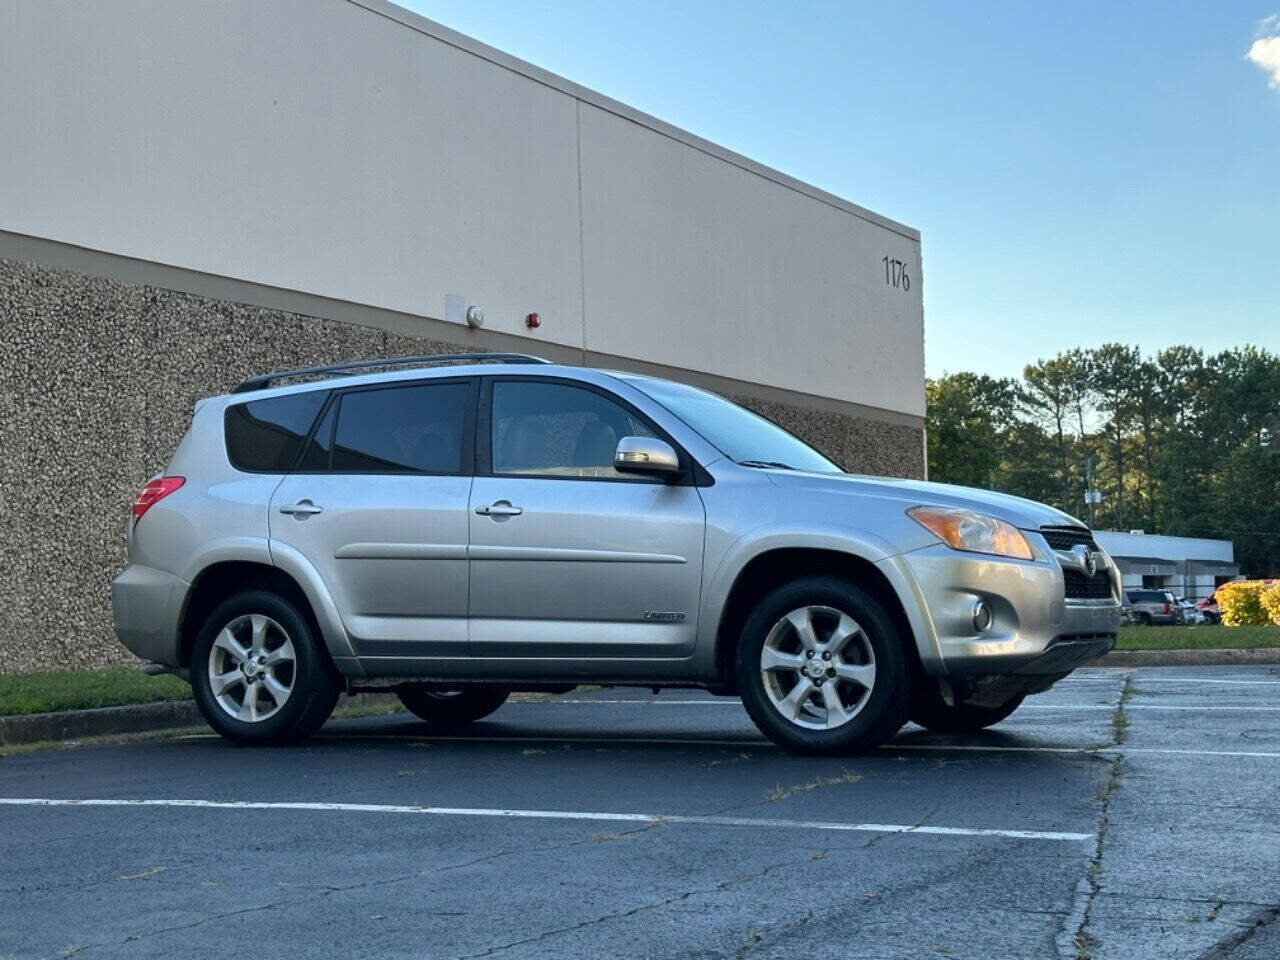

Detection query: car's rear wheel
xmin=396 ymin=686 xmax=510 ymax=725
xmin=736 ymin=577 xmax=909 ymax=755
xmin=911 ymin=688 xmax=1025 ymax=733
xmin=1137 ymin=612 xmax=1153 ymax=626
xmin=191 ymin=590 xmax=340 ymax=745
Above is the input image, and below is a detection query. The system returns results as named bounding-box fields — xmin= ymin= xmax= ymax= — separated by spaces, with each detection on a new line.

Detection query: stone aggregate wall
xmin=731 ymin=395 xmax=923 ymax=480
xmin=0 ymin=257 xmax=922 ymax=673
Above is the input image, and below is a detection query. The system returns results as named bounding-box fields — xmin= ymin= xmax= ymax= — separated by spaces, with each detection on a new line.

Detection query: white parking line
xmin=0 ymin=797 xmax=1092 ymax=842
xmin=523 ymin=699 xmax=1280 ymax=713
xmin=1064 ymin=676 xmax=1280 ymax=686
xmin=893 ymin=744 xmax=1280 ymax=759
xmin=178 ymin=732 xmax=1280 ymax=759
xmin=1025 ymin=704 xmax=1280 ymax=713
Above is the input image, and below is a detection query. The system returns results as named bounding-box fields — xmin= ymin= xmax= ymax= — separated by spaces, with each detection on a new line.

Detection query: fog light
xmin=972 ymin=600 xmax=992 ymax=632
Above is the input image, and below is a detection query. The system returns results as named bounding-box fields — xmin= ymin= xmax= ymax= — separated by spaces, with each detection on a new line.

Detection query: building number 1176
xmin=882 ymin=256 xmax=910 ymax=291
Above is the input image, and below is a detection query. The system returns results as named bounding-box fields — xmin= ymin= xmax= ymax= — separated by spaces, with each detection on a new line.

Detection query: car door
xmin=468 ymin=377 xmax=706 ymax=660
xmin=269 ymin=377 xmax=477 ymax=663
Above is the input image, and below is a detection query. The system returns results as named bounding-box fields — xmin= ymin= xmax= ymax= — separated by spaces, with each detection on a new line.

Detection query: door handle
xmin=475 ymin=501 xmax=523 ymax=518
xmin=279 ymin=500 xmax=323 ymax=517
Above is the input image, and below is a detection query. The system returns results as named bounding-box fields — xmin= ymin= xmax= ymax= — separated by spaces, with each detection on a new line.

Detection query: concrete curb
xmin=0 ymin=693 xmax=388 ymax=747
xmin=1099 ymin=649 xmax=1280 ymax=667
xmin=0 ymin=700 xmax=202 ymax=747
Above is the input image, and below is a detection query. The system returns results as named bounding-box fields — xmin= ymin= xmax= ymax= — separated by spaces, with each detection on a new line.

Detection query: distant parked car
xmin=1175 ymin=597 xmax=1204 ymax=625
xmin=1125 ymin=589 xmax=1183 ymax=625
xmin=1196 ymin=595 xmax=1221 ymax=624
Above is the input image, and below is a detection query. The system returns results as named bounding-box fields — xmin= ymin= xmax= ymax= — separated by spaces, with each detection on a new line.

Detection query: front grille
xmin=1040 ymin=525 xmax=1098 ymax=551
xmin=1063 ymin=569 xmax=1115 ymax=600
xmin=1042 ymin=526 xmax=1113 ymax=600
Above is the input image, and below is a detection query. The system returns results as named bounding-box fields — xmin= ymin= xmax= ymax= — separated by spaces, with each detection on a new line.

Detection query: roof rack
xmin=231 ymin=353 xmax=552 ymax=394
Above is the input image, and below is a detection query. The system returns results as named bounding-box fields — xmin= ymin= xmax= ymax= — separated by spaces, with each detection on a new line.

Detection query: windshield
xmin=623 ymin=376 xmax=842 ymax=473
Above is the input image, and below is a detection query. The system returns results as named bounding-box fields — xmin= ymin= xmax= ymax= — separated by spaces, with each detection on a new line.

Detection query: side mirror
xmin=614 ymin=436 xmax=680 ymax=478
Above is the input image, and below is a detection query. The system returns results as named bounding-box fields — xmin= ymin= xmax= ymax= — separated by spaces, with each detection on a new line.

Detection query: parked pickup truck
xmin=112 ymin=354 xmax=1122 ymax=754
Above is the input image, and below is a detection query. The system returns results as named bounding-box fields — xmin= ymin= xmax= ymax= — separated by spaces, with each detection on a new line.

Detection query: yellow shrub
xmin=1217 ymin=581 xmax=1272 ymax=627
xmin=1260 ymin=583 xmax=1280 ymax=627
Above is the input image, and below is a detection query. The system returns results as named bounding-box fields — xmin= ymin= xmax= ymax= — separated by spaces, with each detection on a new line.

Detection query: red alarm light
xmin=525 ymin=312 xmax=541 ymax=329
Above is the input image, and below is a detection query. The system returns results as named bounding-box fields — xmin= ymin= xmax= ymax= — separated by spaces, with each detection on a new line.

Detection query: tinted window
xmin=225 ymin=391 xmax=328 ymax=472
xmin=330 ymin=382 xmax=468 ymax=474
xmin=621 ymin=376 xmax=842 ymax=473
xmin=492 ymin=381 xmax=658 ymax=479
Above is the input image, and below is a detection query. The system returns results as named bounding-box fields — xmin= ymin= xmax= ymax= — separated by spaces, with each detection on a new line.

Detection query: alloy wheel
xmin=207 ymin=613 xmax=296 ymax=722
xmin=759 ymin=604 xmax=877 ymax=730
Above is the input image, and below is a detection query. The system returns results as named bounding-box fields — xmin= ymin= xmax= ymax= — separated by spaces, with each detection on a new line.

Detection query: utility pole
xmin=1082 ymin=455 xmax=1098 ymax=526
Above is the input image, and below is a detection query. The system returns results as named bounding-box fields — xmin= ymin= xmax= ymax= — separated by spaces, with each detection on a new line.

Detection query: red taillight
xmin=132 ymin=476 xmax=185 ymax=523
xmin=1163 ymin=603 xmax=1171 ymax=614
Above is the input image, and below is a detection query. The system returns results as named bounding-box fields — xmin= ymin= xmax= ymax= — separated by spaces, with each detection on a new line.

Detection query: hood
xmin=766 ymin=470 xmax=1087 ymax=531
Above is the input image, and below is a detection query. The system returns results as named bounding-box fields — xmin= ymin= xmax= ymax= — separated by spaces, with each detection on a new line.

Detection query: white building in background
xmin=1094 ymin=531 xmax=1238 ymax=601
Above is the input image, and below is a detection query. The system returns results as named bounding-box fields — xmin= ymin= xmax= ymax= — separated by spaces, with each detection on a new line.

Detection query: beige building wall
xmin=0 ymin=0 xmax=926 ymax=673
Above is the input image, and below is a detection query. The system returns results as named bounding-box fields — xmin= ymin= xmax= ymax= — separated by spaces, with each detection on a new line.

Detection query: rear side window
xmin=224 ymin=391 xmax=328 ymax=472
xmin=329 ymin=382 xmax=469 ymax=474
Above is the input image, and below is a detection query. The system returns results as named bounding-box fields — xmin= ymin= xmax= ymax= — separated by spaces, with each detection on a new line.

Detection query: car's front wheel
xmin=396 ymin=686 xmax=510 ymax=725
xmin=911 ymin=688 xmax=1024 ymax=733
xmin=191 ymin=590 xmax=340 ymax=745
xmin=736 ymin=577 xmax=909 ymax=755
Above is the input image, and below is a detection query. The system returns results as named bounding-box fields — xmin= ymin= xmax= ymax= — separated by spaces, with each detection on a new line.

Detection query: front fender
xmin=696 ymin=523 xmax=932 ymax=678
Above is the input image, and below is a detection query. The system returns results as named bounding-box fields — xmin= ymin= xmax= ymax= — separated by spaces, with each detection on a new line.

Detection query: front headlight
xmin=907 ymin=506 xmax=1033 ymax=560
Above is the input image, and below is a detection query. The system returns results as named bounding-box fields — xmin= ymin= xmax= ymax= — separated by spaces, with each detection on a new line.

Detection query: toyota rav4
xmin=112 ymin=354 xmax=1121 ymax=754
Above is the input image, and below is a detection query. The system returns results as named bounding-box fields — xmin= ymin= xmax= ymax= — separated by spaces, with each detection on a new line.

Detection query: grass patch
xmin=1116 ymin=624 xmax=1280 ymax=651
xmin=0 ymin=668 xmax=191 ymax=717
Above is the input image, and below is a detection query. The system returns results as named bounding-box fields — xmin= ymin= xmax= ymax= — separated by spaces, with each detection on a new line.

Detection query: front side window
xmin=325 ymin=382 xmax=469 ymax=474
xmin=225 ymin=391 xmax=328 ymax=472
xmin=621 ymin=376 xmax=842 ymax=473
xmin=491 ymin=381 xmax=658 ymax=479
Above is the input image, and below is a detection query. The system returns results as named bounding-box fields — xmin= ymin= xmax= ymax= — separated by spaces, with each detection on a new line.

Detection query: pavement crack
xmin=1057 ymin=673 xmax=1132 ymax=960
xmin=1195 ymin=902 xmax=1280 ymax=959
xmin=453 ymin=854 xmax=811 ymax=959
xmin=64 ymin=823 xmax=666 ymax=956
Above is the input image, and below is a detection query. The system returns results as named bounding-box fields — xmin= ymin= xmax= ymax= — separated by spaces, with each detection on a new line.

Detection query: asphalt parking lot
xmin=2 ymin=666 xmax=1278 ymax=960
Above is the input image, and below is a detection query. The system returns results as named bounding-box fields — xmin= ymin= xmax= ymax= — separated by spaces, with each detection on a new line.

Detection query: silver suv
xmin=112 ymin=354 xmax=1121 ymax=754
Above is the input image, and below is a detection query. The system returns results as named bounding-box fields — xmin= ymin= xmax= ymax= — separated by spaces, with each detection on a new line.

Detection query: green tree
xmin=1090 ymin=344 xmax=1142 ymax=529
xmin=925 ymin=373 xmax=1017 ymax=488
xmin=1021 ymin=356 xmax=1077 ymax=512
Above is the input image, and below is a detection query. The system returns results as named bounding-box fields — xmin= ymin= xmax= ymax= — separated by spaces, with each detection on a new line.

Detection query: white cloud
xmin=1247 ymin=16 xmax=1280 ymax=88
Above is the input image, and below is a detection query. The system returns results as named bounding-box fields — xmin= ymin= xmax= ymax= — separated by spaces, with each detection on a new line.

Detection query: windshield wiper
xmin=738 ymin=459 xmax=794 ymax=470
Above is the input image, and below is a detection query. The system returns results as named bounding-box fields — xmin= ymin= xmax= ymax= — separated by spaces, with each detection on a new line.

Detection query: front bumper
xmin=111 ymin=564 xmax=188 ymax=665
xmin=883 ymin=542 xmax=1121 ymax=677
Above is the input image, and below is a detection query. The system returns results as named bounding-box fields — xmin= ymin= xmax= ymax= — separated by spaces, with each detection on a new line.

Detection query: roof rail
xmin=231 ymin=353 xmax=552 ymax=394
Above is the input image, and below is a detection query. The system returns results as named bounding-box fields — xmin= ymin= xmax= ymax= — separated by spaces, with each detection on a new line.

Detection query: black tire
xmin=736 ymin=577 xmax=909 ymax=755
xmin=911 ymin=689 xmax=1025 ymax=733
xmin=397 ymin=686 xmax=510 ymax=725
xmin=1138 ymin=612 xmax=1153 ymax=626
xmin=190 ymin=590 xmax=340 ymax=745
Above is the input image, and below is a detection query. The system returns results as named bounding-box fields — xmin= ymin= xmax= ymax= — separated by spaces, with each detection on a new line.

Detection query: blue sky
xmin=402 ymin=1 xmax=1280 ymax=380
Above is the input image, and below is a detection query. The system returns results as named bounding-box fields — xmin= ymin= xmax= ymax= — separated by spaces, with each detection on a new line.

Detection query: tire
xmin=190 ymin=590 xmax=340 ymax=745
xmin=736 ymin=576 xmax=909 ymax=755
xmin=397 ymin=686 xmax=510 ymax=725
xmin=1138 ymin=612 xmax=1153 ymax=626
xmin=911 ymin=689 xmax=1025 ymax=733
